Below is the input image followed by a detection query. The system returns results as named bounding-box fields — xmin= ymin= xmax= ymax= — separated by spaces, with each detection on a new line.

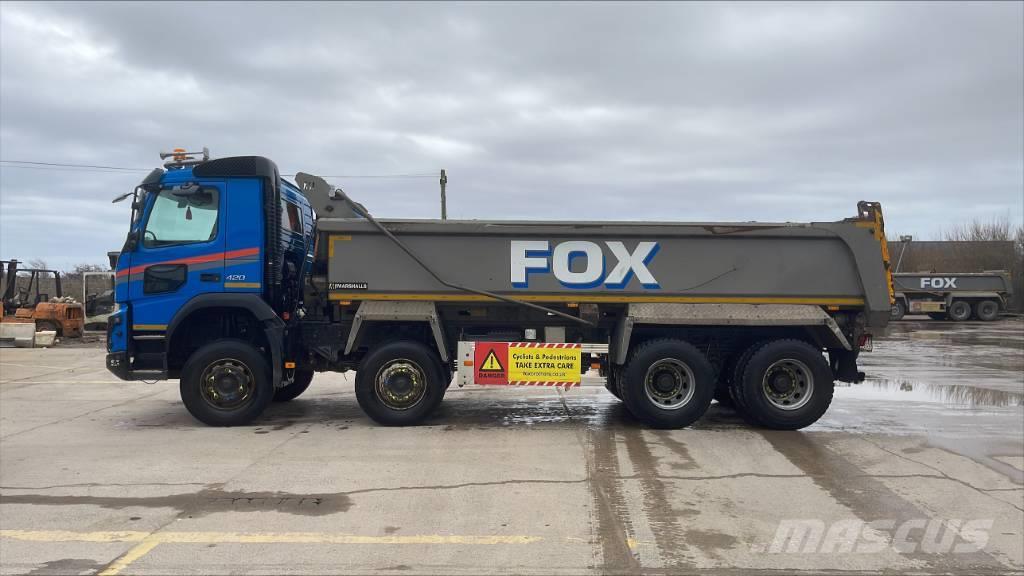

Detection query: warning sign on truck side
xmin=474 ymin=342 xmax=508 ymax=385
xmin=473 ymin=342 xmax=581 ymax=386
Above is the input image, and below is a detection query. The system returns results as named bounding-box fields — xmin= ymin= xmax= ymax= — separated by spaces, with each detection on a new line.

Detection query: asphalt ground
xmin=0 ymin=317 xmax=1021 ymax=575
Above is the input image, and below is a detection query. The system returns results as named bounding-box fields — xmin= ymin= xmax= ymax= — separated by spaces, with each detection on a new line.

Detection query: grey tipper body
xmin=894 ymin=272 xmax=1012 ymax=294
xmin=302 ymin=172 xmax=896 ymax=429
xmin=317 ymin=218 xmax=892 ymax=328
xmin=890 ymin=271 xmax=1012 ymax=322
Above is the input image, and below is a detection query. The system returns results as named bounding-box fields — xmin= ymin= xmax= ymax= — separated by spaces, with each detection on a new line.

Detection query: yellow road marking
xmin=0 ymin=529 xmax=541 ymax=545
xmin=3 ymin=529 xmax=545 ymax=575
xmin=327 ymin=292 xmax=866 ymax=306
xmin=99 ymin=538 xmax=161 ymax=576
xmin=0 ymin=530 xmax=148 ymax=542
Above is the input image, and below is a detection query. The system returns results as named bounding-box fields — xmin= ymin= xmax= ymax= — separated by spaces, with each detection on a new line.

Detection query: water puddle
xmin=839 ymin=379 xmax=1023 ymax=408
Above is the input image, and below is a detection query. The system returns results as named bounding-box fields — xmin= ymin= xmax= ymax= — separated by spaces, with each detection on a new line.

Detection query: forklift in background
xmin=81 ymin=251 xmax=120 ymax=331
xmin=83 ymin=270 xmax=116 ymax=330
xmin=0 ymin=260 xmax=85 ymax=337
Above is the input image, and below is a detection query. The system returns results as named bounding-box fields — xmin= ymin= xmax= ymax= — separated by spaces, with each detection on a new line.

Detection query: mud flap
xmin=829 ymin=349 xmax=864 ymax=383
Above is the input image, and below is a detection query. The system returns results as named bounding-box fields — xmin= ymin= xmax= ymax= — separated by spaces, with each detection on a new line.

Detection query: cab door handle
xmin=200 ymin=273 xmax=220 ymax=282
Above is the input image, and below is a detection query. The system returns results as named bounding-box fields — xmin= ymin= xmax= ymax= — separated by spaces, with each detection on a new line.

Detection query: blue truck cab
xmin=107 ymin=152 xmax=315 ymax=424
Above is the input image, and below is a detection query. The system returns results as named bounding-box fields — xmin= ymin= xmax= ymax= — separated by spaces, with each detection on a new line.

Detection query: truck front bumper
xmin=106 ymin=352 xmax=131 ymax=380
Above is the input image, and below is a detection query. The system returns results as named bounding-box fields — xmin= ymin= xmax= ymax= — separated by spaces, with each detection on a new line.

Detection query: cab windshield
xmin=142 ymin=187 xmax=219 ymax=248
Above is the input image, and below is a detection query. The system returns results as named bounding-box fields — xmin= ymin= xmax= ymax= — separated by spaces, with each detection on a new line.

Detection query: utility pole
xmin=895 ymin=235 xmax=912 ymax=273
xmin=440 ymin=169 xmax=447 ymax=220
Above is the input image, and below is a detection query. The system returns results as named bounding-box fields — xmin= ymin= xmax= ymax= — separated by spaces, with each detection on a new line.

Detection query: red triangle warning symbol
xmin=480 ymin=349 xmax=504 ymax=372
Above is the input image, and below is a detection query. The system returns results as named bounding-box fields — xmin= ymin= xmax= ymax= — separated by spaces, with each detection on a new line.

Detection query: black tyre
xmin=180 ymin=339 xmax=273 ymax=426
xmin=947 ymin=300 xmax=972 ymax=322
xmin=604 ymin=368 xmax=623 ymax=401
xmin=726 ymin=341 xmax=767 ymax=417
xmin=355 ymin=340 xmax=446 ymax=426
xmin=975 ymin=300 xmax=1000 ymax=322
xmin=734 ymin=339 xmax=834 ymax=430
xmin=890 ymin=300 xmax=906 ymax=321
xmin=927 ymin=312 xmax=947 ymax=320
xmin=437 ymin=358 xmax=453 ymax=390
xmin=273 ymin=369 xmax=313 ymax=402
xmin=619 ymin=339 xmax=715 ymax=429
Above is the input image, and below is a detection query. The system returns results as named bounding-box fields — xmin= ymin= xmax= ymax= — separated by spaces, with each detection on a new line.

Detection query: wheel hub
xmin=761 ymin=359 xmax=814 ymax=411
xmin=769 ymin=372 xmax=794 ymax=394
xmin=375 ymin=361 xmax=426 ymax=411
xmin=200 ymin=359 xmax=254 ymax=410
xmin=654 ymin=372 xmax=677 ymax=393
xmin=643 ymin=359 xmax=696 ymax=410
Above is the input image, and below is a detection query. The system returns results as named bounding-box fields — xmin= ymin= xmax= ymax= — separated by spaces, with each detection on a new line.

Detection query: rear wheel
xmin=355 ymin=340 xmax=446 ymax=426
xmin=619 ymin=339 xmax=714 ymax=429
xmin=890 ymin=300 xmax=906 ymax=321
xmin=975 ymin=300 xmax=999 ymax=322
xmin=273 ymin=369 xmax=313 ymax=402
xmin=180 ymin=339 xmax=273 ymax=426
xmin=948 ymin=300 xmax=972 ymax=322
xmin=734 ymin=339 xmax=834 ymax=430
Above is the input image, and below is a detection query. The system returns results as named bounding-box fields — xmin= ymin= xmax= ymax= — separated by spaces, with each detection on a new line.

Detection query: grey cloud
xmin=1 ymin=1 xmax=1021 ymax=269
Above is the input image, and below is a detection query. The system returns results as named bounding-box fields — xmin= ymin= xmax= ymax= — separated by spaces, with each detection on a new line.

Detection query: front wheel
xmin=273 ymin=369 xmax=313 ymax=402
xmin=890 ymin=300 xmax=906 ymax=321
xmin=948 ymin=300 xmax=972 ymax=322
xmin=734 ymin=339 xmax=834 ymax=430
xmin=180 ymin=339 xmax=273 ymax=426
xmin=355 ymin=340 xmax=446 ymax=426
xmin=619 ymin=339 xmax=714 ymax=429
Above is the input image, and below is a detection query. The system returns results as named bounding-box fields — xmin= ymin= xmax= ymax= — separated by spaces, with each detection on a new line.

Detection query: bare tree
xmin=26 ymin=258 xmax=49 ymax=270
xmin=941 ymin=215 xmax=1012 ymax=242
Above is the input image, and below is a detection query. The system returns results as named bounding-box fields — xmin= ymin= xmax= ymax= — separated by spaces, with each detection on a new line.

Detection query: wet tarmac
xmin=0 ymin=318 xmax=1021 ymax=574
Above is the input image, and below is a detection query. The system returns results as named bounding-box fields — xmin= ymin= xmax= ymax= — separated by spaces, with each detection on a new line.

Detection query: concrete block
xmin=34 ymin=330 xmax=57 ymax=347
xmin=0 ymin=323 xmax=35 ymax=348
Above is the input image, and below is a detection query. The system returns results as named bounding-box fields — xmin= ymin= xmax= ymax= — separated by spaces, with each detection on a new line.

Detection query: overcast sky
xmin=1 ymin=1 xmax=1021 ymax=270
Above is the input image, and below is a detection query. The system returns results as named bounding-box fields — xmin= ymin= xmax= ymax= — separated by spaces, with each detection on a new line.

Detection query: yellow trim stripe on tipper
xmin=224 ymin=282 xmax=261 ymax=289
xmin=328 ymin=235 xmax=352 ymax=257
xmin=327 ymin=293 xmax=866 ymax=306
xmin=131 ymin=324 xmax=167 ymax=331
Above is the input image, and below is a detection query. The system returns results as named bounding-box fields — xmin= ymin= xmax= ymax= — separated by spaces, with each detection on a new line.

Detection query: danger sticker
xmin=474 ymin=342 xmax=508 ymax=385
xmin=473 ymin=342 xmax=581 ymax=385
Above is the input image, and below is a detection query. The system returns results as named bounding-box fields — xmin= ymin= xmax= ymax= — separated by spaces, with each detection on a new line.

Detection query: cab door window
xmin=143 ymin=187 xmax=219 ymax=247
xmin=281 ymin=198 xmax=302 ymax=234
